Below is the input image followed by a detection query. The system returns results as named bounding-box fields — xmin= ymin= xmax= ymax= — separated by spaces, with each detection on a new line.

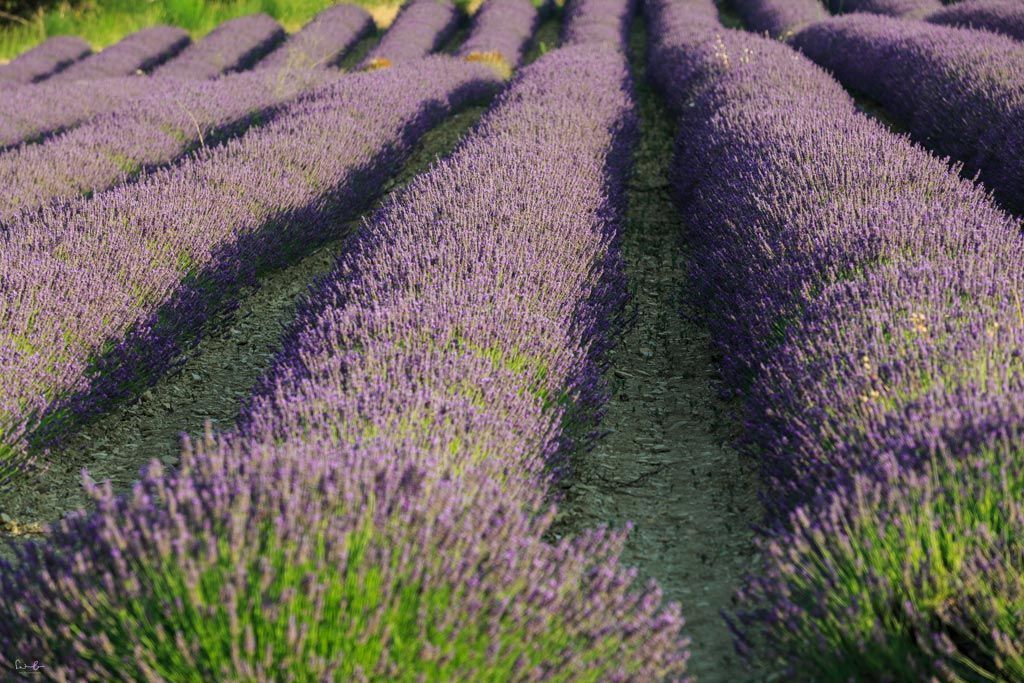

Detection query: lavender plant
xmin=360 ymin=0 xmax=459 ymax=70
xmin=927 ymin=0 xmax=1024 ymax=42
xmin=792 ymin=15 xmax=1024 ymax=212
xmin=49 ymin=25 xmax=191 ymax=81
xmin=0 ymin=39 xmax=690 ymax=682
xmin=256 ymin=4 xmax=374 ymax=71
xmin=0 ymin=68 xmax=339 ymax=219
xmin=825 ymin=0 xmax=942 ymax=16
xmin=457 ymin=0 xmax=539 ymax=74
xmin=730 ymin=0 xmax=829 ymax=38
xmin=0 ymin=58 xmax=500 ymax=483
xmin=645 ymin=0 xmax=1024 ymax=677
xmin=150 ymin=13 xmax=285 ymax=80
xmin=563 ymin=0 xmax=637 ymax=49
xmin=0 ymin=35 xmax=91 ymax=88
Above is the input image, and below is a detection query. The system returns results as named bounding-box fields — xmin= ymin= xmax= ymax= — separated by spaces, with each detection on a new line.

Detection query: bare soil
xmin=551 ymin=23 xmax=768 ymax=682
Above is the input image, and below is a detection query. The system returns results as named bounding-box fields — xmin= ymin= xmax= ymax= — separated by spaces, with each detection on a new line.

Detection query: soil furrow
xmin=552 ymin=21 xmax=764 ymax=682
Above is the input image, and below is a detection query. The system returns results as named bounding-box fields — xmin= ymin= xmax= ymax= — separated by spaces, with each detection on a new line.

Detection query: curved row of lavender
xmin=648 ymin=0 xmax=1024 ymax=678
xmin=256 ymin=4 xmax=374 ymax=70
xmin=927 ymin=0 xmax=1024 ymax=41
xmin=731 ymin=0 xmax=828 ymax=38
xmin=456 ymin=0 xmax=539 ymax=71
xmin=825 ymin=0 xmax=941 ymax=16
xmin=150 ymin=13 xmax=285 ymax=80
xmin=793 ymin=14 xmax=1024 ymax=213
xmin=49 ymin=25 xmax=191 ymax=82
xmin=359 ymin=0 xmax=459 ymax=70
xmin=0 ymin=35 xmax=91 ymax=88
xmin=0 ymin=38 xmax=689 ymax=683
xmin=0 ymin=68 xmax=340 ymax=220
xmin=0 ymin=59 xmax=501 ymax=483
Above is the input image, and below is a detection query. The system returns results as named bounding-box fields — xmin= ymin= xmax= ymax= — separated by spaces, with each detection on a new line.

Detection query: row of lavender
xmin=648 ymin=0 xmax=1024 ymax=678
xmin=0 ymin=2 xmax=691 ymax=679
xmin=0 ymin=7 xmax=369 ymax=149
xmin=792 ymin=14 xmax=1024 ymax=213
xmin=0 ymin=5 xmax=377 ymax=219
xmin=733 ymin=0 xmax=1024 ymax=43
xmin=0 ymin=54 xmax=499 ymax=480
xmin=0 ymin=0 xmax=534 ymax=483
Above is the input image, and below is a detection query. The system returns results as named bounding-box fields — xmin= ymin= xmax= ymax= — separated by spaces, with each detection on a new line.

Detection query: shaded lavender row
xmin=563 ymin=0 xmax=637 ymax=48
xmin=457 ymin=0 xmax=539 ymax=69
xmin=0 ymin=58 xmax=500 ymax=481
xmin=826 ymin=0 xmax=942 ymax=16
xmin=50 ymin=25 xmax=190 ymax=81
xmin=731 ymin=0 xmax=828 ymax=37
xmin=360 ymin=0 xmax=459 ymax=69
xmin=0 ymin=67 xmax=339 ymax=220
xmin=793 ymin=14 xmax=1024 ymax=213
xmin=927 ymin=0 xmax=1024 ymax=41
xmin=257 ymin=4 xmax=374 ymax=70
xmin=0 ymin=76 xmax=157 ymax=149
xmin=647 ymin=0 xmax=1024 ymax=677
xmin=0 ymin=43 xmax=689 ymax=681
xmin=0 ymin=35 xmax=91 ymax=88
xmin=150 ymin=13 xmax=284 ymax=80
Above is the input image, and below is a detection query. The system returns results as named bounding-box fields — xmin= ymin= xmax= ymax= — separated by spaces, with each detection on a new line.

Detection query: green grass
xmin=0 ymin=0 xmax=400 ymax=62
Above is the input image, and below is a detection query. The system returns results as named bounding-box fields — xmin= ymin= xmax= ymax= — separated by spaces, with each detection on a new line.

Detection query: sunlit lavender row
xmin=649 ymin=0 xmax=1024 ymax=678
xmin=0 ymin=16 xmax=691 ymax=679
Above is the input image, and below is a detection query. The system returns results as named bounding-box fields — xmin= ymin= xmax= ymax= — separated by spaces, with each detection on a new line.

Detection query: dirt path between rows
xmin=552 ymin=22 xmax=767 ymax=682
xmin=0 ymin=103 xmax=489 ymax=560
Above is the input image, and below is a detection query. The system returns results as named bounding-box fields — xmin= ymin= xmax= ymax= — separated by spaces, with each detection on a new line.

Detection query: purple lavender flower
xmin=731 ymin=0 xmax=829 ymax=38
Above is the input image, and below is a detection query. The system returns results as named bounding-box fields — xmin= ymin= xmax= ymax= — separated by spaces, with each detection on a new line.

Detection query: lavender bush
xmin=150 ymin=13 xmax=285 ymax=80
xmin=457 ymin=0 xmax=539 ymax=74
xmin=825 ymin=0 xmax=942 ymax=16
xmin=0 ymin=39 xmax=689 ymax=681
xmin=730 ymin=0 xmax=829 ymax=38
xmin=0 ymin=35 xmax=90 ymax=88
xmin=360 ymin=0 xmax=459 ymax=70
xmin=256 ymin=4 xmax=374 ymax=70
xmin=563 ymin=0 xmax=637 ymax=49
xmin=50 ymin=25 xmax=191 ymax=81
xmin=0 ymin=67 xmax=338 ymax=219
xmin=646 ymin=0 xmax=1024 ymax=677
xmin=0 ymin=58 xmax=500 ymax=482
xmin=927 ymin=0 xmax=1024 ymax=42
xmin=793 ymin=14 xmax=1024 ymax=213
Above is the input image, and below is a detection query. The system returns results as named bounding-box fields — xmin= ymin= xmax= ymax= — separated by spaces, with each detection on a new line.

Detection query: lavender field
xmin=0 ymin=0 xmax=1021 ymax=680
